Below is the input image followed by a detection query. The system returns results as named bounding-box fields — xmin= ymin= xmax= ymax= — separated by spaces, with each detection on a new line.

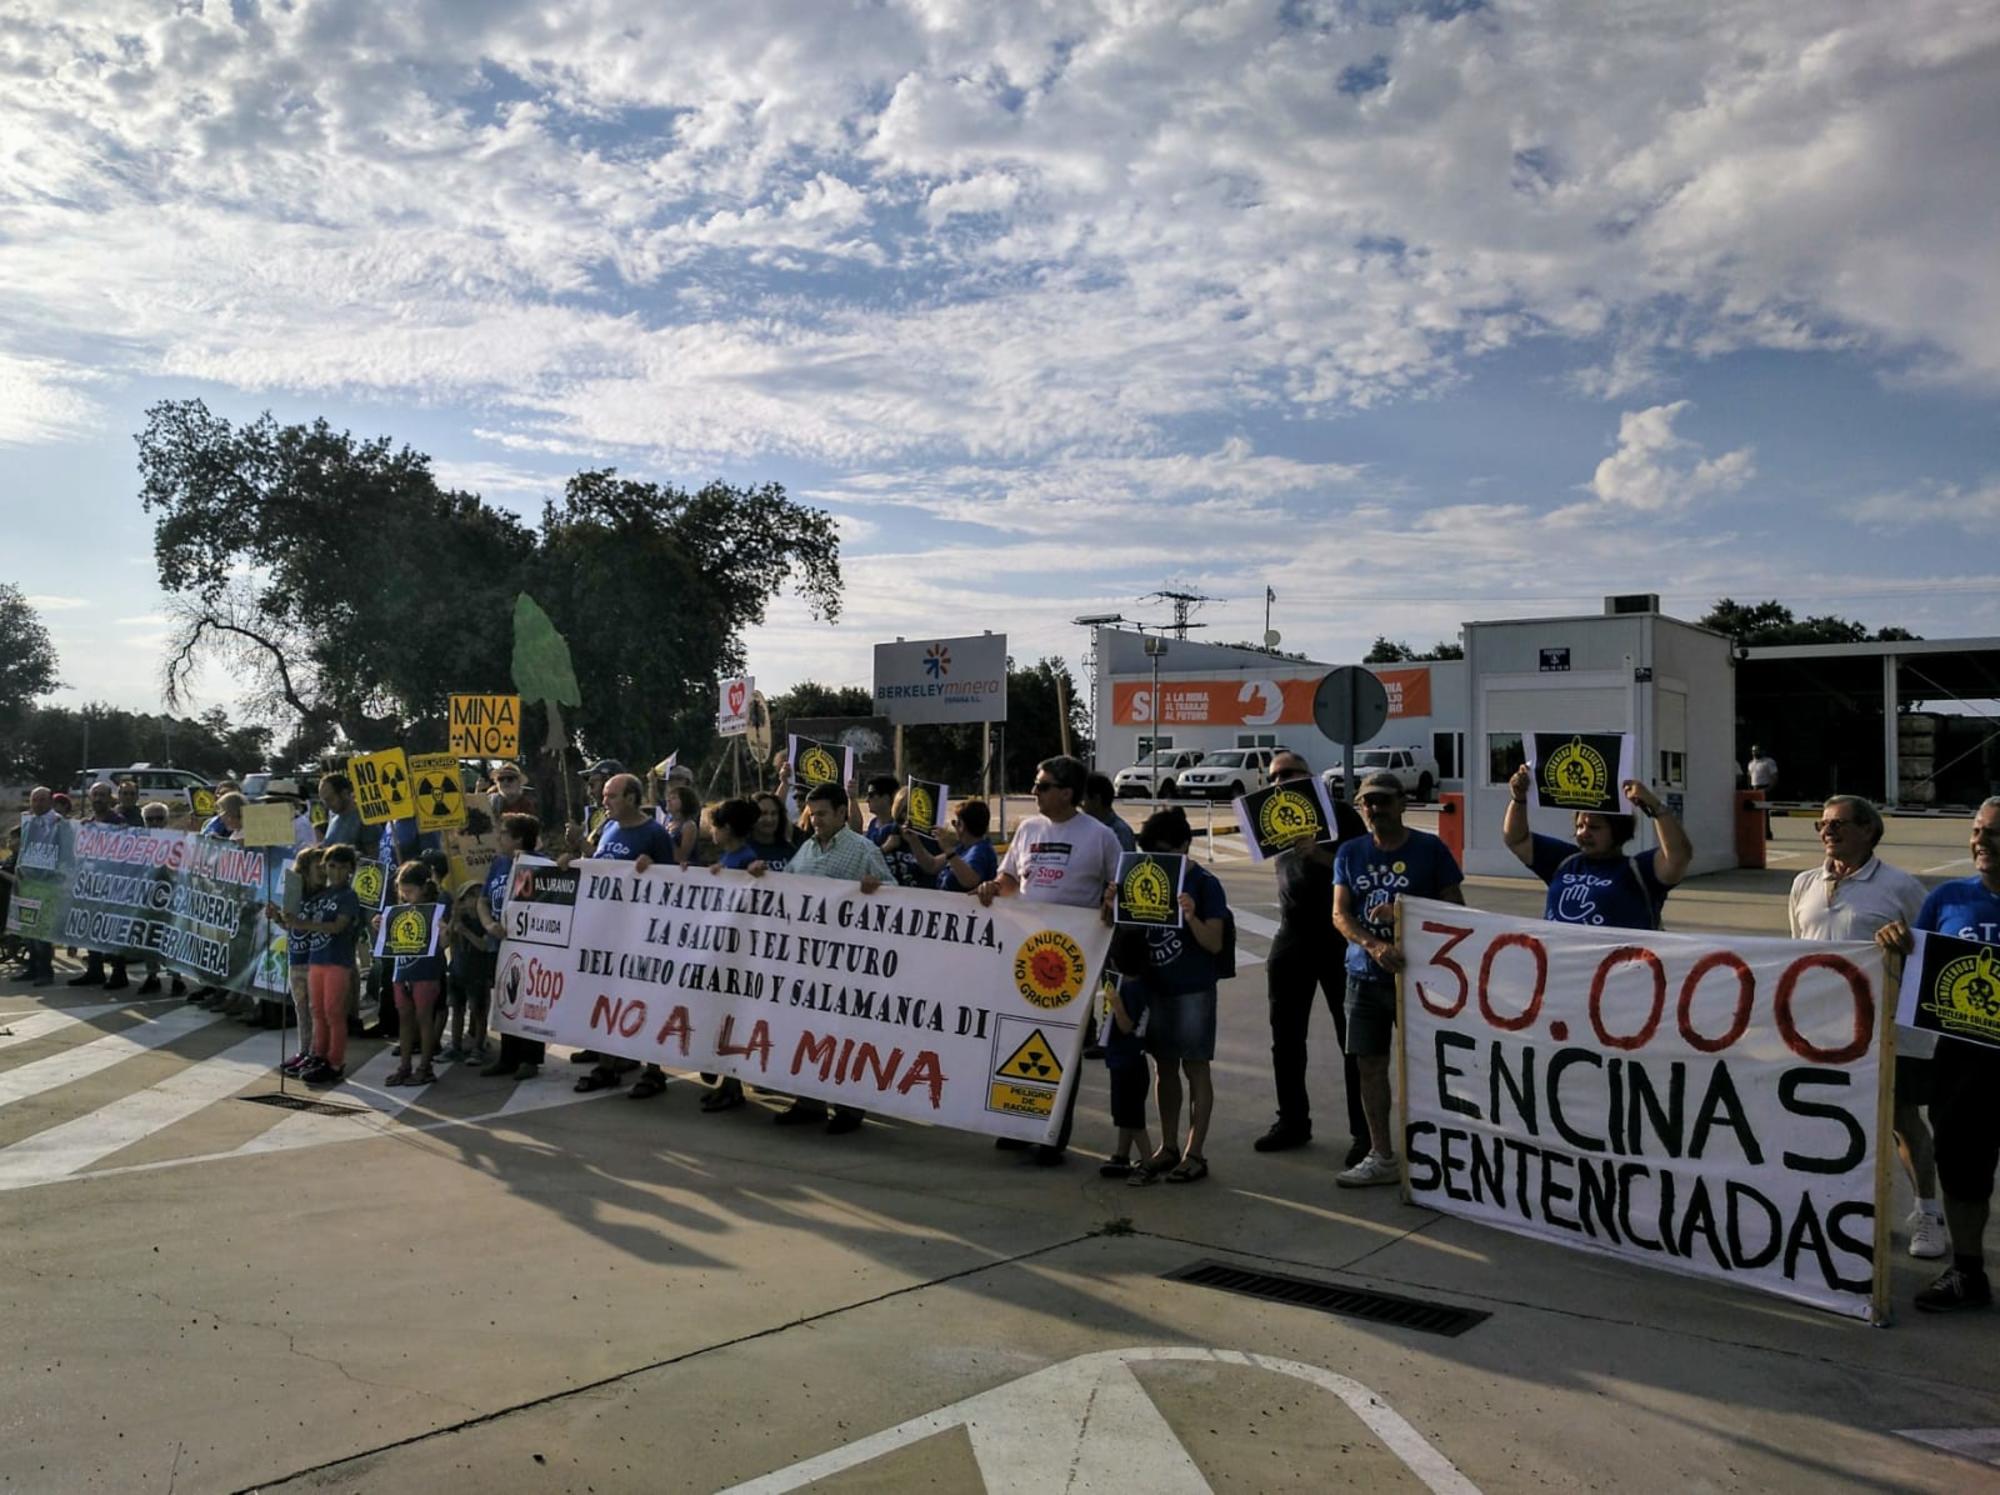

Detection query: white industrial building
xmin=1091 ymin=595 xmax=1741 ymax=879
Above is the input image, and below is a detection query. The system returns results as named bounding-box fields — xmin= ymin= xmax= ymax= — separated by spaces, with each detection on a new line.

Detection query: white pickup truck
xmin=1112 ymin=748 xmax=1207 ymax=799
xmin=1322 ymin=746 xmax=1440 ymax=803
xmin=1176 ymin=747 xmax=1280 ymax=801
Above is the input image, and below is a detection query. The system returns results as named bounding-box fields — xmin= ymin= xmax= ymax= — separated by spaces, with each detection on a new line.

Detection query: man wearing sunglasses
xmin=1257 ymin=752 xmax=1371 ymax=1163
xmin=978 ymin=754 xmax=1122 ymax=1165
xmin=1877 ymin=797 xmax=2000 ymax=1311
xmin=1330 ymin=770 xmax=1464 ymax=1187
xmin=1787 ymin=796 xmax=1939 ymax=1260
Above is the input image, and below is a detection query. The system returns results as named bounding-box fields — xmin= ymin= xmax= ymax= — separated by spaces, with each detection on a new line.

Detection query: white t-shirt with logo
xmin=998 ymin=812 xmax=1123 ymax=909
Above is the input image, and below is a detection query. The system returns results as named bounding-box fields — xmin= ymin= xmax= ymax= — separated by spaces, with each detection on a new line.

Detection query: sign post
xmin=1311 ymin=666 xmax=1390 ymax=798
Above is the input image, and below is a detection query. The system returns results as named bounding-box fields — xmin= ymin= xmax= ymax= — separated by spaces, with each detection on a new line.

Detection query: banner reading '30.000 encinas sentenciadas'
xmin=491 ymin=860 xmax=1113 ymax=1143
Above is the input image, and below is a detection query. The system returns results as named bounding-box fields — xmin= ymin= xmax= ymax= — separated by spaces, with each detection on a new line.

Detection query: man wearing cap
xmin=576 ymin=758 xmax=623 ymax=851
xmin=1331 ymin=770 xmax=1464 ymax=1187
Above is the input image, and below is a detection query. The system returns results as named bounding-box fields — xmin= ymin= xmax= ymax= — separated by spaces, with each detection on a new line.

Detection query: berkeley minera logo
xmin=924 ymin=644 xmax=951 ymax=679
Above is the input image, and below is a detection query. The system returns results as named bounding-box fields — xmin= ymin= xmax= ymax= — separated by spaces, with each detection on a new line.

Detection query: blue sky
xmin=2 ymin=0 xmax=1996 ymax=724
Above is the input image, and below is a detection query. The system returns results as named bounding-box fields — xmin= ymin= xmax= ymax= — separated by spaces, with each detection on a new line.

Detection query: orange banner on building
xmin=1112 ymin=668 xmax=1431 ymax=727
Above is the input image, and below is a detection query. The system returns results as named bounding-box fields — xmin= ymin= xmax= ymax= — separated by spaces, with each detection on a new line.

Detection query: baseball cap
xmin=583 ymin=758 xmax=625 ymax=778
xmin=1354 ymin=771 xmax=1406 ymax=800
xmin=261 ymin=778 xmax=303 ymax=801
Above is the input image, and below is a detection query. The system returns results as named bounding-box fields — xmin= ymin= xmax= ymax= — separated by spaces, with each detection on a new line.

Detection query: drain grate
xmin=239 ymin=1092 xmax=368 ymax=1118
xmin=1163 ymin=1259 xmax=1488 ymax=1337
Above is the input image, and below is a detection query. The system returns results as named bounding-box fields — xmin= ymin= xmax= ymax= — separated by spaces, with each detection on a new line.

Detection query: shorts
xmin=1893 ymin=1054 xmax=1933 ymax=1108
xmin=1344 ymin=974 xmax=1396 ymax=1059
xmin=1144 ymin=986 xmax=1217 ymax=1063
xmin=1931 ymin=1039 xmax=2000 ymax=1203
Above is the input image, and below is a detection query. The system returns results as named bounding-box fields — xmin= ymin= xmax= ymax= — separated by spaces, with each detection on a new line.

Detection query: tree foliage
xmin=135 ymin=401 xmax=843 ymax=766
xmin=1698 ymin=599 xmax=1920 ymax=647
xmin=1363 ymin=636 xmax=1463 ymax=662
xmin=3 ymin=702 xmax=270 ymax=786
xmin=0 ymin=582 xmax=60 ymax=716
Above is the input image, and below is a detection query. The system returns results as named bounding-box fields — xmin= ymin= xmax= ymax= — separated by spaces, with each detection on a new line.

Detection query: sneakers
xmin=67 ymin=972 xmax=104 ymax=987
xmin=301 ymin=1060 xmax=345 ymax=1088
xmin=137 ymin=976 xmax=162 ymax=996
xmin=1909 ymin=1208 xmax=1950 ymax=1261
xmin=1915 ymin=1265 xmax=1992 ymax=1313
xmin=1335 ymin=1151 xmax=1402 ymax=1188
xmin=1253 ymin=1122 xmax=1311 ymax=1153
xmin=280 ymin=1052 xmax=317 ymax=1077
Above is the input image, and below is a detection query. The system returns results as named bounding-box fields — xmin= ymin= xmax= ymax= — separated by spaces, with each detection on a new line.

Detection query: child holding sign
xmin=380 ymin=861 xmax=446 ymax=1086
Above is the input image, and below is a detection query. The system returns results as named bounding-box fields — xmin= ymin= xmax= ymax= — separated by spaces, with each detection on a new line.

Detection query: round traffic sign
xmin=1312 ymin=667 xmax=1389 ymax=747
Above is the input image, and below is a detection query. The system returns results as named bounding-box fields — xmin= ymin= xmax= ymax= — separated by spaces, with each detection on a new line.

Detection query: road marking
xmin=1920 ymin=858 xmax=1972 ymax=875
xmin=0 ymin=1028 xmax=280 ymax=1190
xmin=0 ymin=998 xmax=170 ymax=1054
xmin=233 ymin=1045 xmax=445 ymax=1155
xmin=1233 ymin=909 xmax=1281 ymax=940
xmin=0 ymin=1005 xmax=225 ymax=1111
xmin=1894 ymin=1426 xmax=2000 ymax=1467
xmin=723 ymin=1346 xmax=1481 ymax=1494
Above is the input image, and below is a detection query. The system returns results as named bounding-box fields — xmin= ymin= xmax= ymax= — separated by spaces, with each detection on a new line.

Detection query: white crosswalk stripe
xmin=0 ymin=997 xmax=171 ymax=1054
xmin=0 ymin=1027 xmax=280 ymax=1191
xmin=0 ymin=1004 xmax=226 ymax=1110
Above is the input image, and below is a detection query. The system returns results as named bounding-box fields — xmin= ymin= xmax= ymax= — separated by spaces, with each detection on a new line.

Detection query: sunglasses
xmin=1032 ymin=780 xmax=1061 ymax=793
xmin=1358 ymin=794 xmax=1399 ymax=808
xmin=1272 ymin=768 xmax=1309 ymax=781
xmin=1813 ymin=819 xmax=1861 ymax=834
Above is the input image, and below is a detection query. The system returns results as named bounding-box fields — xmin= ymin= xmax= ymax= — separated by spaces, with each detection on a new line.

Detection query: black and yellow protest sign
xmin=1231 ymin=776 xmax=1337 ymax=862
xmin=409 ymin=751 xmax=467 ymax=833
xmin=449 ymin=694 xmax=520 ymax=758
xmin=1114 ymin=851 xmax=1186 ymax=928
xmin=1898 ymin=931 xmax=2000 ymax=1052
xmin=349 ymin=748 xmax=413 ymax=826
xmin=1531 ymin=732 xmax=1635 ymax=815
xmin=351 ymin=860 xmax=388 ymax=912
xmin=788 ymin=734 xmax=852 ymax=792
xmin=191 ymin=786 xmax=217 ymax=818
xmin=906 ymin=778 xmax=948 ymax=835
xmin=374 ymin=900 xmax=445 ymax=960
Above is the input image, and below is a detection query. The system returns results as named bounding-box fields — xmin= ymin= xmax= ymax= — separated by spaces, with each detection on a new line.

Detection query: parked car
xmin=1176 ymin=747 xmax=1280 ymax=801
xmin=1323 ymin=746 xmax=1440 ymax=803
xmin=70 ymin=764 xmax=216 ymax=821
xmin=1112 ymin=748 xmax=1207 ymax=799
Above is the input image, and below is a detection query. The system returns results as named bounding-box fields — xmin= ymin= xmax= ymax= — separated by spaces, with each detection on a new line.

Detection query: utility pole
xmin=1142 ymin=588 xmax=1217 ymax=642
xmin=1264 ymin=586 xmax=1276 ymax=653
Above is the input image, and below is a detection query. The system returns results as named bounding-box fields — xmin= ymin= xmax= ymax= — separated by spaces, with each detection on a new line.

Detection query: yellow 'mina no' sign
xmin=449 ymin=694 xmax=520 ymax=758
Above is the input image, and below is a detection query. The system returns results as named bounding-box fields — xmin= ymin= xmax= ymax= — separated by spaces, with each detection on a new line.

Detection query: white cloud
xmin=24 ymin=594 xmax=90 ymax=611
xmin=1847 ymin=481 xmax=2000 ymax=531
xmin=1587 ymin=402 xmax=1755 ymax=511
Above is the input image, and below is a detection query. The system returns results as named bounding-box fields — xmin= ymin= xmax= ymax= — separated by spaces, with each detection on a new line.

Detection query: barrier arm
xmin=1395 ymin=899 xmax=1411 ymax=1207
xmin=1872 ymin=949 xmax=1901 ymax=1326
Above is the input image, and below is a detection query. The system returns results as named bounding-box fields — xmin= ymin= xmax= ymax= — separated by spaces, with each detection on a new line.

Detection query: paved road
xmin=0 ymin=814 xmax=1994 ymax=1492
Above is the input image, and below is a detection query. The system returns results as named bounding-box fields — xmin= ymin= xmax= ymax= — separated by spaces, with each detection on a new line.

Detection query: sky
xmin=2 ymin=0 xmax=1997 ymax=727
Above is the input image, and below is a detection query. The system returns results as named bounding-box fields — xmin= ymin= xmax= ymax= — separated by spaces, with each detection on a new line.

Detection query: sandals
xmin=413 ymin=1067 xmax=438 ymax=1086
xmin=629 ymin=1071 xmax=669 ymax=1100
xmin=1127 ymin=1147 xmax=1180 ymax=1187
xmin=1099 ymin=1157 xmax=1137 ymax=1179
xmin=385 ymin=1066 xmax=414 ymax=1087
xmin=1165 ymin=1154 xmax=1209 ymax=1183
xmin=574 ymin=1068 xmax=622 ymax=1093
xmin=700 ymin=1080 xmax=746 ymax=1113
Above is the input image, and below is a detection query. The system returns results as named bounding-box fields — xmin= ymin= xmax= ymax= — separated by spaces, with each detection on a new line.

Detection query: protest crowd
xmin=5 ymin=736 xmax=1999 ymax=1323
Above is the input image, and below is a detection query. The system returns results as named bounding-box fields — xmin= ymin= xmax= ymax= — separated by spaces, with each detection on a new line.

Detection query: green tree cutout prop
xmin=512 ymin=593 xmax=583 ymax=827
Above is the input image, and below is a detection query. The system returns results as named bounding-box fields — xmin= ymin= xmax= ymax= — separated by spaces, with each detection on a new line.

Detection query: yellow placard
xmin=409 ymin=751 xmax=467 ymax=833
xmin=349 ymin=748 xmax=413 ymax=826
xmin=190 ymin=786 xmax=216 ymax=818
xmin=994 ymin=1028 xmax=1063 ymax=1084
xmin=449 ymin=694 xmax=520 ymax=758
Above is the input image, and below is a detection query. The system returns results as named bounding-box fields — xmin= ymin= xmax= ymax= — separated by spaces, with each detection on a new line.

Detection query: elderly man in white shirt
xmin=1788 ymin=793 xmax=1942 ymax=1259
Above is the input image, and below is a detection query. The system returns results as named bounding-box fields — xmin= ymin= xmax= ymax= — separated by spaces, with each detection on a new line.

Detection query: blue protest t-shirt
xmin=1139 ymin=859 xmax=1229 ymax=995
xmin=717 ymin=843 xmax=760 ymax=870
xmin=201 ymin=815 xmax=230 ymax=839
xmin=936 ymin=838 xmax=998 ymax=893
xmin=1916 ymin=876 xmax=2000 ymax=945
xmin=1529 ymin=834 xmax=1669 ymax=930
xmin=867 ymin=821 xmax=924 ymax=887
xmin=752 ymin=841 xmax=793 ymax=873
xmin=1336 ymin=829 xmax=1463 ymax=979
xmin=305 ymin=885 xmax=363 ymax=966
xmin=483 ymin=852 xmax=513 ymax=944
xmin=594 ymin=816 xmax=678 ymax=864
xmin=389 ymin=905 xmax=445 ymax=984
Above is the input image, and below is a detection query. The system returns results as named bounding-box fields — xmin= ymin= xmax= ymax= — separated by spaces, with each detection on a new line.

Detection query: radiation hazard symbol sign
xmin=986 ymin=1017 xmax=1071 ymax=1121
xmin=996 ymin=1029 xmax=1063 ymax=1084
xmin=408 ymin=751 xmax=467 ymax=833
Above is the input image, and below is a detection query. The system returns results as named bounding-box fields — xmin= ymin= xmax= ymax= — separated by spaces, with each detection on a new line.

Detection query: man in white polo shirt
xmin=1788 ymin=793 xmax=1939 ymax=1258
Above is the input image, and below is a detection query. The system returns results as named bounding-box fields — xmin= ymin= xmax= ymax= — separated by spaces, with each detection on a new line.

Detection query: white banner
xmin=872 ymin=633 xmax=1008 ymax=725
xmin=492 ymin=860 xmax=1111 ymax=1141
xmin=718 ymin=675 xmax=753 ymax=738
xmin=1398 ymin=898 xmax=1888 ymax=1321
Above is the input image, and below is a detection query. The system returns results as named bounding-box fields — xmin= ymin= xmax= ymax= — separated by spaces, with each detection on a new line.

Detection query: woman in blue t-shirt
xmin=748 ymin=793 xmax=796 ymax=874
xmin=692 ymin=797 xmax=767 ymax=1112
xmin=1501 ymin=764 xmax=1691 ymax=929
